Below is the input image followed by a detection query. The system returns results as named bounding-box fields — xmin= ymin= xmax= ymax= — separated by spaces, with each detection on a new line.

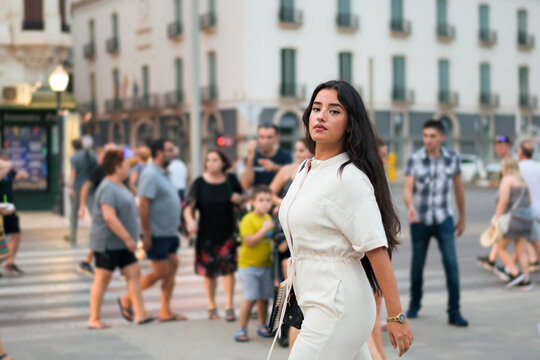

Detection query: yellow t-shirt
xmin=238 ymin=212 xmax=272 ymax=268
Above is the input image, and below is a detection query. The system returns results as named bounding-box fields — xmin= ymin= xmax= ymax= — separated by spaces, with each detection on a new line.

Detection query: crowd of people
xmin=2 ymin=80 xmax=540 ymax=359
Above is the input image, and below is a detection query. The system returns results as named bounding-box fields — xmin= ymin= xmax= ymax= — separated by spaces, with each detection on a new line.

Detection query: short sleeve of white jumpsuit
xmin=278 ymin=153 xmax=388 ymax=360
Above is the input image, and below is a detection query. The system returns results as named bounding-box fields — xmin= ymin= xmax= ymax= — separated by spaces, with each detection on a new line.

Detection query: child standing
xmin=235 ymin=185 xmax=274 ymax=342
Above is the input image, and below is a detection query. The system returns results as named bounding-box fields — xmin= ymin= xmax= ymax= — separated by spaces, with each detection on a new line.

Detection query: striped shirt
xmin=405 ymin=147 xmax=461 ymax=225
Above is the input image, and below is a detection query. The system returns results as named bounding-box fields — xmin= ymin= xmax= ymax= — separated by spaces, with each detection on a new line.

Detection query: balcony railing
xmin=519 ymin=95 xmax=538 ymax=109
xmin=61 ymin=23 xmax=70 ymax=33
xmin=336 ymin=14 xmax=359 ymax=30
xmin=123 ymin=95 xmax=159 ymax=110
xmin=83 ymin=43 xmax=95 ymax=59
xmin=517 ymin=32 xmax=534 ymax=50
xmin=279 ymin=7 xmax=303 ymax=26
xmin=392 ymin=88 xmax=415 ymax=104
xmin=436 ymin=24 xmax=455 ymax=41
xmin=167 ymin=21 xmax=183 ymax=38
xmin=201 ymin=86 xmax=218 ymax=102
xmin=280 ymin=83 xmax=306 ymax=99
xmin=164 ymin=90 xmax=184 ymax=106
xmin=106 ymin=37 xmax=119 ymax=54
xmin=77 ymin=100 xmax=96 ymax=114
xmin=105 ymin=98 xmax=123 ymax=112
xmin=200 ymin=12 xmax=217 ymax=30
xmin=390 ymin=19 xmax=411 ymax=36
xmin=438 ymin=91 xmax=459 ymax=106
xmin=479 ymin=93 xmax=499 ymax=107
xmin=478 ymin=29 xmax=497 ymax=46
xmin=22 ymin=21 xmax=44 ymax=30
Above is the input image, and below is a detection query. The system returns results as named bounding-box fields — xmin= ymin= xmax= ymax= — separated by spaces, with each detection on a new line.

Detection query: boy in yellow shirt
xmin=234 ymin=185 xmax=274 ymax=342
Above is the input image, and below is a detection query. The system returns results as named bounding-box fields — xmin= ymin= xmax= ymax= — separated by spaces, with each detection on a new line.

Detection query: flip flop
xmin=117 ymin=297 xmax=134 ymax=322
xmin=88 ymin=322 xmax=111 ymax=330
xmin=225 ymin=309 xmax=236 ymax=322
xmin=208 ymin=308 xmax=220 ymax=320
xmin=159 ymin=314 xmax=188 ymax=322
xmin=137 ymin=317 xmax=156 ymax=325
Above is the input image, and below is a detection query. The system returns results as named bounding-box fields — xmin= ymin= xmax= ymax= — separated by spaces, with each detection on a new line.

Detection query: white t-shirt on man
xmin=519 ymin=159 xmax=540 ymax=217
xmin=168 ymin=159 xmax=187 ymax=190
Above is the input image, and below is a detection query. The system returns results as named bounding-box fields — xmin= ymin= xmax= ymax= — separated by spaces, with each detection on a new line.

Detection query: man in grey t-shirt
xmin=137 ymin=139 xmax=185 ymax=321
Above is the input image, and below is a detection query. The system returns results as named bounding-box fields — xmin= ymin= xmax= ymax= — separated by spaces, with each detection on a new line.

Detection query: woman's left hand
xmin=387 ymin=322 xmax=414 ymax=357
xmin=230 ymin=193 xmax=242 ymax=205
xmin=490 ymin=216 xmax=499 ymax=229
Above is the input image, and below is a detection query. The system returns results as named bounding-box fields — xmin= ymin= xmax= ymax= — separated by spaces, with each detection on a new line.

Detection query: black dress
xmin=188 ymin=173 xmax=242 ymax=278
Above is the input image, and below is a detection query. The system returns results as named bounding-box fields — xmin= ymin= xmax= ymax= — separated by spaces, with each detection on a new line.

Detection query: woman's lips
xmin=314 ymin=125 xmax=326 ymax=131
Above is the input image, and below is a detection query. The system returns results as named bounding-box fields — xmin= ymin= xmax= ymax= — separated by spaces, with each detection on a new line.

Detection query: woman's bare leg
xmin=123 ymin=262 xmax=150 ymax=322
xmin=89 ymin=268 xmax=113 ymax=328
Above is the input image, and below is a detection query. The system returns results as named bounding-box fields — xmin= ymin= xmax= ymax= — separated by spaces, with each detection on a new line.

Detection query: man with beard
xmin=118 ymin=139 xmax=186 ymax=322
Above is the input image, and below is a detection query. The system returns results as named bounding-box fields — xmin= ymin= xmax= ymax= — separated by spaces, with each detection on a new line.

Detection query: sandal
xmin=257 ymin=324 xmax=273 ymax=338
xmin=0 ymin=353 xmax=8 ymax=360
xmin=117 ymin=297 xmax=133 ymax=322
xmin=208 ymin=308 xmax=220 ymax=320
xmin=234 ymin=328 xmax=249 ymax=342
xmin=88 ymin=321 xmax=111 ymax=330
xmin=159 ymin=313 xmax=188 ymax=322
xmin=137 ymin=316 xmax=156 ymax=325
xmin=225 ymin=308 xmax=236 ymax=322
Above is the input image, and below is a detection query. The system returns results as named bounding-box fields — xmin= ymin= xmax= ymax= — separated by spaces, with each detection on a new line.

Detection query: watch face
xmin=398 ymin=313 xmax=406 ymax=323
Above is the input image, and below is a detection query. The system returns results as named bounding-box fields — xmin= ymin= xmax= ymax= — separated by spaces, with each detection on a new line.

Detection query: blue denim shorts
xmin=146 ymin=236 xmax=180 ymax=260
xmin=237 ymin=266 xmax=273 ymax=301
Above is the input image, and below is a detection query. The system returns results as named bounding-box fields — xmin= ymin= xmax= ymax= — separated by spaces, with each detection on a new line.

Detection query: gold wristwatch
xmin=386 ymin=313 xmax=406 ymax=323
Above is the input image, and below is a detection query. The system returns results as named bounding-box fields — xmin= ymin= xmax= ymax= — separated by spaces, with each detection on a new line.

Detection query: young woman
xmin=491 ymin=157 xmax=533 ymax=288
xmin=277 ymin=81 xmax=413 ymax=358
xmin=184 ymin=149 xmax=244 ymax=321
xmin=89 ymin=150 xmax=153 ymax=329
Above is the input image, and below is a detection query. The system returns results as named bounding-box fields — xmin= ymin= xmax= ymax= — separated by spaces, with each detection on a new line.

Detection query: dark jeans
xmin=409 ymin=216 xmax=461 ymax=317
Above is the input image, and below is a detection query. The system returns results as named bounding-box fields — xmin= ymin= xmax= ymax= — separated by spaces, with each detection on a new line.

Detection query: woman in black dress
xmin=184 ymin=149 xmax=244 ymax=321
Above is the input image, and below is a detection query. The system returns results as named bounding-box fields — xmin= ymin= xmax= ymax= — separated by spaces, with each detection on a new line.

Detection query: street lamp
xmin=48 ymin=65 xmax=69 ymax=217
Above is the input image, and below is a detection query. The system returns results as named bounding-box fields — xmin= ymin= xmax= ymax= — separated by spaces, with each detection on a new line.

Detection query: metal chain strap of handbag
xmin=268 ymin=279 xmax=303 ymax=336
xmin=498 ymin=187 xmax=526 ymax=234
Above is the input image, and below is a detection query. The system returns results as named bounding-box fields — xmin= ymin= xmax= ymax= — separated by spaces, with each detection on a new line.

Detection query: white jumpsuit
xmin=278 ymin=153 xmax=388 ymax=359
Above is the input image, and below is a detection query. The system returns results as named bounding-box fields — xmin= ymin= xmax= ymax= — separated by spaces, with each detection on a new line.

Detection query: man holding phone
xmin=241 ymin=124 xmax=292 ymax=190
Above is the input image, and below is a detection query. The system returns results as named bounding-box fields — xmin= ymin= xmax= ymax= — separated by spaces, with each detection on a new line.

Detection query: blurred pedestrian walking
xmin=490 ymin=157 xmax=533 ymax=289
xmin=77 ymin=143 xmax=118 ymax=277
xmin=128 ymin=146 xmax=150 ymax=195
xmin=167 ymin=145 xmax=188 ymax=203
xmin=0 ymin=150 xmax=29 ymax=276
xmin=240 ymin=124 xmax=292 ymax=190
xmin=403 ymin=119 xmax=468 ymax=326
xmin=121 ymin=139 xmax=186 ymax=322
xmin=88 ymin=150 xmax=153 ymax=329
xmin=184 ymin=149 xmax=244 ymax=321
xmin=518 ymin=141 xmax=540 ymax=269
xmin=68 ymin=138 xmax=97 ymax=245
xmin=235 ymin=186 xmax=274 ymax=342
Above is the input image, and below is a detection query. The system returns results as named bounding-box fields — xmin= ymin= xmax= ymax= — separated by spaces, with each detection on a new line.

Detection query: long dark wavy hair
xmin=302 ymin=80 xmax=401 ymax=293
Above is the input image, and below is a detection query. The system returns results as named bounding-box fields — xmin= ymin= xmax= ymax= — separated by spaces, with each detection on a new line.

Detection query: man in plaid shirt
xmin=403 ymin=119 xmax=468 ymax=327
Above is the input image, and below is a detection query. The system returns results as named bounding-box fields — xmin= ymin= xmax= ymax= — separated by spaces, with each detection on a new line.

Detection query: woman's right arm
xmin=101 ymin=203 xmax=136 ymax=251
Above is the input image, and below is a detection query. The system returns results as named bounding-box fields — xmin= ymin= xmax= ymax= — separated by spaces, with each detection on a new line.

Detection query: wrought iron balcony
xmin=200 ymin=12 xmax=217 ymax=31
xmin=167 ymin=21 xmax=183 ymax=39
xmin=164 ymin=90 xmax=184 ymax=106
xmin=478 ymin=29 xmax=497 ymax=46
xmin=438 ymin=91 xmax=459 ymax=106
xmin=436 ymin=24 xmax=455 ymax=41
xmin=519 ymin=95 xmax=538 ymax=109
xmin=61 ymin=23 xmax=70 ymax=33
xmin=123 ymin=95 xmax=159 ymax=110
xmin=106 ymin=37 xmax=119 ymax=54
xmin=201 ymin=86 xmax=218 ymax=102
xmin=22 ymin=20 xmax=44 ymax=30
xmin=390 ymin=19 xmax=411 ymax=36
xmin=392 ymin=88 xmax=415 ymax=104
xmin=280 ymin=83 xmax=306 ymax=99
xmin=77 ymin=100 xmax=96 ymax=114
xmin=479 ymin=93 xmax=499 ymax=107
xmin=336 ymin=14 xmax=359 ymax=30
xmin=105 ymin=98 xmax=123 ymax=112
xmin=517 ymin=32 xmax=534 ymax=50
xmin=279 ymin=7 xmax=303 ymax=27
xmin=83 ymin=43 xmax=95 ymax=59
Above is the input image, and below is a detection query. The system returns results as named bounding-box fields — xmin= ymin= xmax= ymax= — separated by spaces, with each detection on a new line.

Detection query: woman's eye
xmin=312 ymin=107 xmax=320 ymax=112
xmin=330 ymin=109 xmax=340 ymax=115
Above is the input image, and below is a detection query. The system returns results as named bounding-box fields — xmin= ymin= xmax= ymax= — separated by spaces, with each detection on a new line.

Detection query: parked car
xmin=460 ymin=154 xmax=487 ymax=183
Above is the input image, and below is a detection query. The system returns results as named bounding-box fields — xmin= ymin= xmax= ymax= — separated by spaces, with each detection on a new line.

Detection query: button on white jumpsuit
xmin=278 ymin=153 xmax=388 ymax=359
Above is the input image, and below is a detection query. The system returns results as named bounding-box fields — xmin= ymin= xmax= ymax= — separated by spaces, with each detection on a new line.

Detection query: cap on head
xmin=495 ymin=135 xmax=512 ymax=145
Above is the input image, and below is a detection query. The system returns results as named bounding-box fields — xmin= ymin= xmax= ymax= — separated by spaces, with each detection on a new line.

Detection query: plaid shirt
xmin=405 ymin=147 xmax=461 ymax=225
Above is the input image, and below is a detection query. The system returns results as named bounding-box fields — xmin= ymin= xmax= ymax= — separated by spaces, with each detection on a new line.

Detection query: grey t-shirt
xmin=70 ymin=150 xmax=97 ymax=191
xmin=138 ymin=162 xmax=181 ymax=237
xmin=89 ymin=178 xmax=139 ymax=252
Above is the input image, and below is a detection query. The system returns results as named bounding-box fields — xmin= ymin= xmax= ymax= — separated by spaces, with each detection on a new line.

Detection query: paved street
xmin=1 ymin=185 xmax=540 ymax=359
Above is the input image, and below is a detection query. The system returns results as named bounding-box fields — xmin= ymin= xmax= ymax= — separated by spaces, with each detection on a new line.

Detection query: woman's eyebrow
xmin=313 ymin=101 xmax=343 ymax=109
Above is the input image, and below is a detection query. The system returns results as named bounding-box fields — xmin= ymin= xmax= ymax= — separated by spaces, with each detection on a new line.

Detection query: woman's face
xmin=205 ymin=152 xmax=224 ymax=174
xmin=308 ymin=89 xmax=349 ymax=150
xmin=294 ymin=141 xmax=311 ymax=163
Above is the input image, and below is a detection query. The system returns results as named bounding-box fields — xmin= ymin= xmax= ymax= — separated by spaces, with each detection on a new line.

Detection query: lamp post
xmin=48 ymin=65 xmax=69 ymax=217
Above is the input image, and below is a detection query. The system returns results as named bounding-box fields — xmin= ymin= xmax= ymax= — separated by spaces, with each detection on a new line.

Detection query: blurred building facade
xmin=72 ymin=0 xmax=540 ymax=169
xmin=0 ymin=0 xmax=75 ymax=210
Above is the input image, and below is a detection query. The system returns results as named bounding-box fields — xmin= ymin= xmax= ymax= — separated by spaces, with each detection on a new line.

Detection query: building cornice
xmin=72 ymin=0 xmax=105 ymax=12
